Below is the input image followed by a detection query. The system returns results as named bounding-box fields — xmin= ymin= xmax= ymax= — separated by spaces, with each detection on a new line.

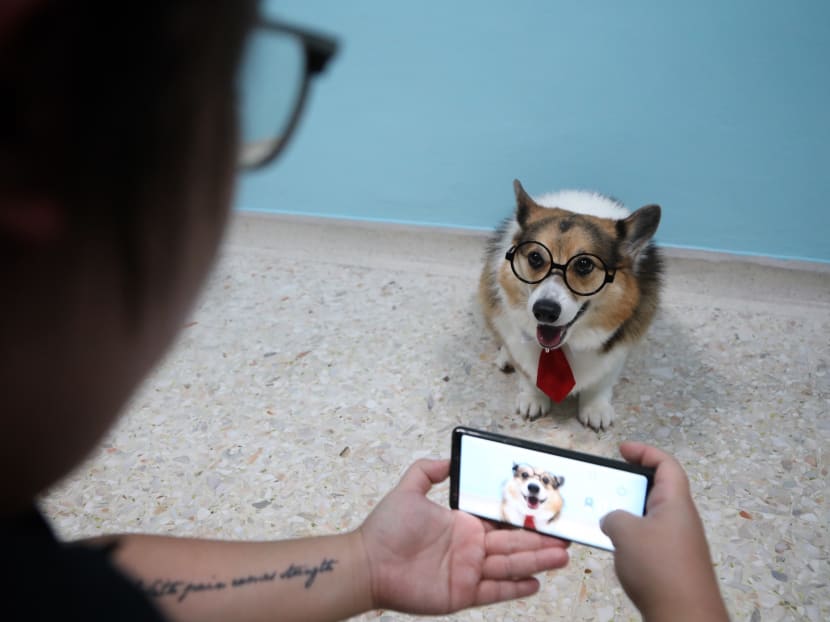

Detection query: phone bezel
xmin=449 ymin=426 xmax=655 ymax=548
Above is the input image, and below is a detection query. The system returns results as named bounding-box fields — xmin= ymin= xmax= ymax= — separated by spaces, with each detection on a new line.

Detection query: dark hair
xmin=0 ymin=0 xmax=257 ymax=306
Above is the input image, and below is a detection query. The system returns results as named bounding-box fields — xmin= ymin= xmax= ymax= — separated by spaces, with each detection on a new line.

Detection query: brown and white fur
xmin=479 ymin=179 xmax=662 ymax=430
xmin=501 ymin=463 xmax=565 ymax=528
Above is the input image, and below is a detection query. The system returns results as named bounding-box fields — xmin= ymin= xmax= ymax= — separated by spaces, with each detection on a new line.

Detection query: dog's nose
xmin=527 ymin=483 xmax=540 ymax=494
xmin=533 ymin=300 xmax=561 ymax=324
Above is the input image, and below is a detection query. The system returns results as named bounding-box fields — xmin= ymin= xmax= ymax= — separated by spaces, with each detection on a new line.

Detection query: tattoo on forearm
xmin=136 ymin=558 xmax=337 ymax=603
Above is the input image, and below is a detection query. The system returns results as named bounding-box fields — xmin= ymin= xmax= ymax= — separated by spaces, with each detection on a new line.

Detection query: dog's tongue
xmin=527 ymin=496 xmax=540 ymax=509
xmin=537 ymin=325 xmax=563 ymax=349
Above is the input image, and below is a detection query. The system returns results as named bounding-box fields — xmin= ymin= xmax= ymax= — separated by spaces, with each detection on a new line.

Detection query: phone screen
xmin=450 ymin=427 xmax=653 ymax=551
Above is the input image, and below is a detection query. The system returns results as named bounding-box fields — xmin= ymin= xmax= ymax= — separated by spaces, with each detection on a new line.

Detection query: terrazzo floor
xmin=42 ymin=213 xmax=830 ymax=621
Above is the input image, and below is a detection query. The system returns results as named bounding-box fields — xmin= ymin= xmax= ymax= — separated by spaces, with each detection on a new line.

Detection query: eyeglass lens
xmin=512 ymin=242 xmax=552 ymax=283
xmin=511 ymin=243 xmax=608 ymax=295
xmin=237 ymin=28 xmax=305 ymax=168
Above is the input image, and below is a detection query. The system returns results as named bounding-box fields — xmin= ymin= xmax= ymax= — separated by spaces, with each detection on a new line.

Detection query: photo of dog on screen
xmin=501 ymin=462 xmax=565 ymax=530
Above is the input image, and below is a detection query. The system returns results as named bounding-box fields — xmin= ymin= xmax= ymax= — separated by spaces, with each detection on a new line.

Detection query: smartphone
xmin=449 ymin=426 xmax=654 ymax=551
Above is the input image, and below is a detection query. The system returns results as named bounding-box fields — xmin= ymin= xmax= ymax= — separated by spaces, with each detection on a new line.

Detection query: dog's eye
xmin=521 ymin=472 xmax=529 ymax=479
xmin=527 ymin=251 xmax=545 ymax=270
xmin=542 ymin=477 xmax=550 ymax=485
xmin=573 ymin=256 xmax=595 ymax=276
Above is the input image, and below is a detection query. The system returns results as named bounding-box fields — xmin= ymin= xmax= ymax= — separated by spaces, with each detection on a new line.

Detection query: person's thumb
xmin=600 ymin=509 xmax=640 ymax=545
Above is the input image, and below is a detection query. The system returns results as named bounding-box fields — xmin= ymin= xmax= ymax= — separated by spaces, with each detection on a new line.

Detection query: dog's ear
xmin=618 ymin=204 xmax=661 ymax=262
xmin=513 ymin=179 xmax=543 ymax=228
xmin=512 ymin=462 xmax=520 ymax=475
xmin=551 ymin=475 xmax=564 ymax=489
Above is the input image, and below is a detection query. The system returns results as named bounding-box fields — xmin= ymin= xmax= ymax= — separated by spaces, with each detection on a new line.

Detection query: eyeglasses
xmin=505 ymin=241 xmax=616 ymax=296
xmin=237 ymin=19 xmax=338 ymax=169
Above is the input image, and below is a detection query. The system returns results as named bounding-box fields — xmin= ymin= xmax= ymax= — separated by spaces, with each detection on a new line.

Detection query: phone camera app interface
xmin=457 ymin=434 xmax=648 ymax=551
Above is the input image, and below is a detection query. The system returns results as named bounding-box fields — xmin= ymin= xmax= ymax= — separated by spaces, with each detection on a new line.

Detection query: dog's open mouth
xmin=524 ymin=494 xmax=541 ymax=509
xmin=537 ymin=325 xmax=565 ymax=349
xmin=535 ymin=303 xmax=590 ymax=349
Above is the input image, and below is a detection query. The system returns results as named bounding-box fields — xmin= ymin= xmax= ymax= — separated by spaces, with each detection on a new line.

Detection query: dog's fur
xmin=501 ymin=463 xmax=564 ymax=527
xmin=479 ymin=180 xmax=662 ymax=429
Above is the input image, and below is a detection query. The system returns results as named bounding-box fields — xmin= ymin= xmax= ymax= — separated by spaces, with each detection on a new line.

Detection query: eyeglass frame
xmin=504 ymin=241 xmax=617 ymax=296
xmin=239 ymin=18 xmax=339 ymax=170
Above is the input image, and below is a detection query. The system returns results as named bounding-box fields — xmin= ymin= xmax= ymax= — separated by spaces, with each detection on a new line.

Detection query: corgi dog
xmin=479 ymin=180 xmax=662 ymax=430
xmin=501 ymin=463 xmax=565 ymax=529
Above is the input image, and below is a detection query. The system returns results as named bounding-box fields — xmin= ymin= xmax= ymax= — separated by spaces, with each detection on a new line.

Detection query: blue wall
xmin=238 ymin=0 xmax=830 ymax=263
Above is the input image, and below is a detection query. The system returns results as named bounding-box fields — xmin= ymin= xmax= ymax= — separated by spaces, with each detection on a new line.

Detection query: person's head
xmin=0 ymin=0 xmax=257 ymax=511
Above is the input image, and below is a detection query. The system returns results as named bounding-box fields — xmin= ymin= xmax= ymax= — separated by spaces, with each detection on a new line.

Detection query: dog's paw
xmin=578 ymin=401 xmax=615 ymax=431
xmin=517 ymin=392 xmax=551 ymax=421
xmin=496 ymin=346 xmax=515 ymax=373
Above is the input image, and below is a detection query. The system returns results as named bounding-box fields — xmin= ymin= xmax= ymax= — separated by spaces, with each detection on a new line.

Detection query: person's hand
xmin=357 ymin=458 xmax=569 ymax=615
xmin=600 ymin=442 xmax=729 ymax=622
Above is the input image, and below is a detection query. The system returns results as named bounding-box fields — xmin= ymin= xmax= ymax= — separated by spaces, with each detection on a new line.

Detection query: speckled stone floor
xmin=42 ymin=213 xmax=829 ymax=621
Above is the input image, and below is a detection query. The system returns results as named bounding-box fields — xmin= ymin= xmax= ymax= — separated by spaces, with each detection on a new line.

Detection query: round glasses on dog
xmin=505 ymin=241 xmax=616 ymax=296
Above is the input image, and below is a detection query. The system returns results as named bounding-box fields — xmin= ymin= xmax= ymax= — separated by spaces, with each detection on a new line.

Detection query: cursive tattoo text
xmin=136 ymin=558 xmax=338 ymax=603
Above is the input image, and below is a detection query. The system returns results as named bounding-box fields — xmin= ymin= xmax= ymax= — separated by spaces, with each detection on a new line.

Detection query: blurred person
xmin=0 ymin=2 xmax=568 ymax=620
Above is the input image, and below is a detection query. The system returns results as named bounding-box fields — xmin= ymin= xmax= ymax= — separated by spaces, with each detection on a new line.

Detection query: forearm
xmin=644 ymin=599 xmax=730 ymax=622
xmin=641 ymin=574 xmax=730 ymax=622
xmin=82 ymin=531 xmax=374 ymax=622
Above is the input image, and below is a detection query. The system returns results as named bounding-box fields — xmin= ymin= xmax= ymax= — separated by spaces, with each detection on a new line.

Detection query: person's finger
xmin=599 ymin=509 xmax=640 ymax=545
xmin=397 ymin=458 xmax=450 ymax=495
xmin=619 ymin=441 xmax=673 ymax=468
xmin=474 ymin=578 xmax=541 ymax=607
xmin=482 ymin=547 xmax=569 ymax=580
xmin=485 ymin=527 xmax=570 ymax=555
xmin=619 ymin=442 xmax=689 ymax=496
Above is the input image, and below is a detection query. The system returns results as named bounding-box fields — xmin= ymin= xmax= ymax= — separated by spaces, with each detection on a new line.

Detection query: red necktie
xmin=523 ymin=515 xmax=536 ymax=529
xmin=536 ymin=348 xmax=575 ymax=402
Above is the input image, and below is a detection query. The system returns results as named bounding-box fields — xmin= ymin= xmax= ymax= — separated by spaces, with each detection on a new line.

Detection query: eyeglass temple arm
xmin=256 ymin=18 xmax=338 ymax=74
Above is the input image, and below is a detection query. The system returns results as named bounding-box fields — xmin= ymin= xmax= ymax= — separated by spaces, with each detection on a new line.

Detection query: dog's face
xmin=499 ymin=180 xmax=661 ymax=351
xmin=503 ymin=463 xmax=564 ymax=515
